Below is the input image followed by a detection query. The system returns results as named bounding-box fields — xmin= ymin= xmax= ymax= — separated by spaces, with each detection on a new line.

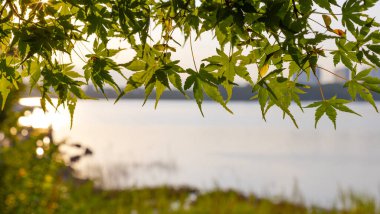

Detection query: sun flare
xmin=18 ymin=98 xmax=70 ymax=129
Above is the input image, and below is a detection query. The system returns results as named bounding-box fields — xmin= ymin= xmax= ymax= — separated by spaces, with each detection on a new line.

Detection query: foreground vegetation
xmin=38 ymin=185 xmax=380 ymax=214
xmin=1 ymin=93 xmax=379 ymax=213
xmin=1 ymin=137 xmax=379 ymax=214
xmin=0 ymin=136 xmax=379 ymax=214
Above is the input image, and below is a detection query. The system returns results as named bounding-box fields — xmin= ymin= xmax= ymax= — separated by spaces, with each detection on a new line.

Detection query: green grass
xmin=54 ymin=183 xmax=379 ymax=214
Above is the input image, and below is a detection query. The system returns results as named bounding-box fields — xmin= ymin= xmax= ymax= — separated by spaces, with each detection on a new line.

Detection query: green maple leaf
xmin=0 ymin=77 xmax=12 ymax=110
xmin=306 ymin=97 xmax=360 ymax=129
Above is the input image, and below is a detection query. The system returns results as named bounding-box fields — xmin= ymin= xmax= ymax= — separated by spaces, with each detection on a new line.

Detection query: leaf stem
xmin=189 ymin=31 xmax=198 ymax=72
xmin=312 ymin=11 xmax=343 ymax=16
xmin=322 ymin=49 xmax=339 ymax=52
xmin=79 ymin=41 xmax=93 ymax=54
xmin=318 ymin=66 xmax=349 ymax=81
xmin=308 ymin=17 xmax=327 ymax=29
xmin=313 ymin=67 xmax=325 ymax=101
xmin=72 ymin=47 xmax=87 ymax=63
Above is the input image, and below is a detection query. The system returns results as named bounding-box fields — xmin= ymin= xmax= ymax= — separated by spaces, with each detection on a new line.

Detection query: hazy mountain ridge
xmin=81 ymin=84 xmax=380 ymax=101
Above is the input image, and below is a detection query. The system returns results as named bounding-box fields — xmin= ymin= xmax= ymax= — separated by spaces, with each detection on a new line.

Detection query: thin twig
xmin=72 ymin=47 xmax=87 ymax=63
xmin=228 ymin=44 xmax=233 ymax=62
xmin=318 ymin=66 xmax=349 ymax=81
xmin=308 ymin=17 xmax=326 ymax=29
xmin=0 ymin=2 xmax=7 ymax=17
xmin=69 ymin=40 xmax=87 ymax=61
xmin=291 ymin=0 xmax=300 ymax=18
xmin=322 ymin=49 xmax=339 ymax=52
xmin=313 ymin=67 xmax=325 ymax=101
xmin=7 ymin=1 xmax=21 ymax=20
xmin=312 ymin=11 xmax=342 ymax=16
xmin=295 ymin=66 xmax=311 ymax=80
xmin=79 ymin=41 xmax=92 ymax=54
xmin=189 ymin=32 xmax=198 ymax=72
xmin=7 ymin=1 xmax=44 ymax=28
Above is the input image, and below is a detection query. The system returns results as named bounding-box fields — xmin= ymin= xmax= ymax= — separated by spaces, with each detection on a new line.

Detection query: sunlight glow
xmin=36 ymin=140 xmax=43 ymax=147
xmin=21 ymin=129 xmax=29 ymax=137
xmin=43 ymin=136 xmax=51 ymax=145
xmin=36 ymin=147 xmax=44 ymax=157
xmin=10 ymin=127 xmax=17 ymax=135
xmin=18 ymin=97 xmax=41 ymax=107
xmin=18 ymin=98 xmax=70 ymax=129
xmin=18 ymin=108 xmax=51 ymax=129
xmin=40 ymin=0 xmax=49 ymax=4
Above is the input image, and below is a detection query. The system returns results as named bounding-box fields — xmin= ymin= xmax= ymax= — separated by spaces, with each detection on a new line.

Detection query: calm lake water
xmin=50 ymin=100 xmax=380 ymax=206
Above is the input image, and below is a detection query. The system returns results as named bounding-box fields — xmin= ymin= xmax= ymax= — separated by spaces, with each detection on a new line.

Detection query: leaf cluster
xmin=1 ymin=0 xmax=380 ymax=128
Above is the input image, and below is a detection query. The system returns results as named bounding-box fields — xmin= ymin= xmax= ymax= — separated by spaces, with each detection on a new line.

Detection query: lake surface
xmin=49 ymin=100 xmax=380 ymax=206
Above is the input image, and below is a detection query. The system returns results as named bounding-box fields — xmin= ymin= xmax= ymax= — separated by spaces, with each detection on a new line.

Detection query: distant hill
xmin=82 ymin=84 xmax=380 ymax=101
xmin=22 ymin=84 xmax=380 ymax=101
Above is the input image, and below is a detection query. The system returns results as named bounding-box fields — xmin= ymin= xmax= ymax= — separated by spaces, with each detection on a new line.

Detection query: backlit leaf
xmin=0 ymin=77 xmax=12 ymax=110
xmin=259 ymin=64 xmax=269 ymax=77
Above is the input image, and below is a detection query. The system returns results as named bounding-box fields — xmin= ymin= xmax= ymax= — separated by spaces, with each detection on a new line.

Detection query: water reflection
xmin=18 ymin=97 xmax=69 ymax=129
xmin=52 ymin=100 xmax=380 ymax=206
